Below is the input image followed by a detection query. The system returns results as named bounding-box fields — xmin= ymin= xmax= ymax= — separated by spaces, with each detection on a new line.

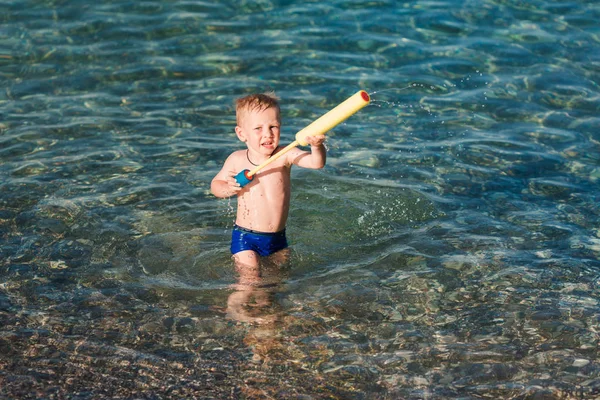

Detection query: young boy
xmin=211 ymin=92 xmax=326 ymax=269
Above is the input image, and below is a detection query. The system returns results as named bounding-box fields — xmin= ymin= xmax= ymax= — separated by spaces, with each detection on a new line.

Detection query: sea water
xmin=1 ymin=0 xmax=600 ymax=398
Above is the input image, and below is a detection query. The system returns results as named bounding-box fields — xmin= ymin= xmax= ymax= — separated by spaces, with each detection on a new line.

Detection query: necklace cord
xmin=246 ymin=149 xmax=258 ymax=166
xmin=246 ymin=148 xmax=276 ymax=167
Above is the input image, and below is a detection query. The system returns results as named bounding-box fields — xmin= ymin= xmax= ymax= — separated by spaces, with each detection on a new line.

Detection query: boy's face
xmin=235 ymin=107 xmax=281 ymax=156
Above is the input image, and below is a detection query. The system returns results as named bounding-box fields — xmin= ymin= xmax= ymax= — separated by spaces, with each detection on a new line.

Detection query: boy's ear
xmin=235 ymin=126 xmax=246 ymax=142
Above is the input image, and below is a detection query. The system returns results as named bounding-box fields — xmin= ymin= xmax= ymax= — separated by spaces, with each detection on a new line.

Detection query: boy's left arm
xmin=291 ymin=134 xmax=326 ymax=169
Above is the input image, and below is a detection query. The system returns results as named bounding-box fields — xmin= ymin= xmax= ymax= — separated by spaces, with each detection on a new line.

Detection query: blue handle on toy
xmin=235 ymin=169 xmax=254 ymax=188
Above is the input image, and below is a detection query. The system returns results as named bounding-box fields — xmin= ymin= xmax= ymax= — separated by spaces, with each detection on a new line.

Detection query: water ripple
xmin=2 ymin=0 xmax=600 ymax=398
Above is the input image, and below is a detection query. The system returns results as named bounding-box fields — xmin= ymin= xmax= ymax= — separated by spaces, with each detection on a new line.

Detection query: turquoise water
xmin=2 ymin=0 xmax=600 ymax=398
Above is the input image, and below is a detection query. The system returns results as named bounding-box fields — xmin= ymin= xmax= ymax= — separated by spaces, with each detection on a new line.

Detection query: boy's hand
xmin=305 ymin=134 xmax=326 ymax=147
xmin=226 ymin=169 xmax=242 ymax=194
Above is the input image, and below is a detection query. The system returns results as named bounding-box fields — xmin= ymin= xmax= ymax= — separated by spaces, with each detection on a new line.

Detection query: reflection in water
xmin=227 ymin=251 xmax=290 ymax=365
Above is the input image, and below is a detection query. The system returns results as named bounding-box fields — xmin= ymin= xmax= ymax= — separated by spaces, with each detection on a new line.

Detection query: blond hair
xmin=235 ymin=91 xmax=280 ymax=125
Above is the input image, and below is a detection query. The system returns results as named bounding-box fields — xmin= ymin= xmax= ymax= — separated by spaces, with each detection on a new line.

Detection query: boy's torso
xmin=235 ymin=148 xmax=292 ymax=233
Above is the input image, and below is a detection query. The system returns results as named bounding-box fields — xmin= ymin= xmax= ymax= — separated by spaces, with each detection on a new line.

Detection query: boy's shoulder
xmin=227 ymin=149 xmax=247 ymax=159
xmin=222 ymin=149 xmax=247 ymax=167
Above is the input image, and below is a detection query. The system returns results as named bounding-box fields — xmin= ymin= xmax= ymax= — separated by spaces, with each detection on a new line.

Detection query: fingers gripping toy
xmin=234 ymin=90 xmax=371 ymax=187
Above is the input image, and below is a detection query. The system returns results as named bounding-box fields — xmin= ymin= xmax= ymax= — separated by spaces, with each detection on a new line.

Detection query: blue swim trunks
xmin=230 ymin=225 xmax=288 ymax=257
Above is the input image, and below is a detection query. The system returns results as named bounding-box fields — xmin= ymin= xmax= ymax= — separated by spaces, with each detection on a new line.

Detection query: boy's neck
xmin=247 ymin=148 xmax=278 ymax=166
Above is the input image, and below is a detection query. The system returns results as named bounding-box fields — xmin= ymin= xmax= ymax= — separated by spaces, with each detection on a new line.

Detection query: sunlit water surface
xmin=1 ymin=0 xmax=600 ymax=398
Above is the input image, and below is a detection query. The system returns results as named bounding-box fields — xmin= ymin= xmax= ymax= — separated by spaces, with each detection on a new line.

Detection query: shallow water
xmin=2 ymin=0 xmax=600 ymax=398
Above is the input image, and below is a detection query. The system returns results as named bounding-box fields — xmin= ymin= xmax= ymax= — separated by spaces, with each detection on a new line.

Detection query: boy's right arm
xmin=211 ymin=175 xmax=240 ymax=198
xmin=211 ymin=155 xmax=242 ymax=198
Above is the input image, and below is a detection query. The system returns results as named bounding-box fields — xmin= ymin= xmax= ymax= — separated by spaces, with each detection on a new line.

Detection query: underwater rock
xmin=138 ymin=235 xmax=174 ymax=275
xmin=0 ymin=292 xmax=12 ymax=312
xmin=137 ymin=230 xmax=212 ymax=275
xmin=36 ymin=218 xmax=68 ymax=234
xmin=323 ymin=363 xmax=378 ymax=382
xmin=49 ymin=239 xmax=91 ymax=267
